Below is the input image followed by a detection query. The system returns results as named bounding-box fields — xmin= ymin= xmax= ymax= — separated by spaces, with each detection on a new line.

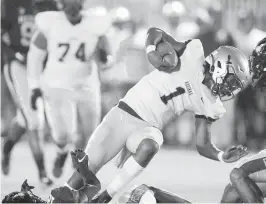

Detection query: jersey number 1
xmin=58 ymin=43 xmax=86 ymax=62
xmin=161 ymin=87 xmax=185 ymax=105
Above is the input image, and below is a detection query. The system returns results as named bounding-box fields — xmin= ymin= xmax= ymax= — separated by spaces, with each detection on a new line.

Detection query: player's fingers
xmin=70 ymin=151 xmax=76 ymax=157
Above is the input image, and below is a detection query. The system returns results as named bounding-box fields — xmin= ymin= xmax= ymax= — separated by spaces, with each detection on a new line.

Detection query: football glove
xmin=30 ymin=88 xmax=43 ymax=111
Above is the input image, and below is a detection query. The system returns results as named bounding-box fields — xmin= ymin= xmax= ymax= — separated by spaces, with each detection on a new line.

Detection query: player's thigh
xmin=77 ymin=88 xmax=101 ymax=134
xmin=44 ymin=97 xmax=75 ymax=143
xmin=85 ymin=107 xmax=150 ymax=172
xmin=3 ymin=61 xmax=39 ymax=129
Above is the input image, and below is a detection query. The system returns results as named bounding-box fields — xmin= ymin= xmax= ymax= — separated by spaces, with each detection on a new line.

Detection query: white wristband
xmin=146 ymin=45 xmax=156 ymax=54
xmin=218 ymin=151 xmax=225 ymax=163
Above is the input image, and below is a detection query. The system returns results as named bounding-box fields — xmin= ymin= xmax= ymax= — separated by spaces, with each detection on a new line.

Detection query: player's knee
xmin=135 ymin=139 xmax=159 ymax=159
xmin=53 ymin=133 xmax=69 ymax=148
xmin=230 ymin=168 xmax=246 ymax=184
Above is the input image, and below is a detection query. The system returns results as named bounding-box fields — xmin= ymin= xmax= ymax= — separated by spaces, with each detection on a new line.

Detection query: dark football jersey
xmin=1 ymin=0 xmax=57 ymax=55
xmin=2 ymin=0 xmax=35 ymax=54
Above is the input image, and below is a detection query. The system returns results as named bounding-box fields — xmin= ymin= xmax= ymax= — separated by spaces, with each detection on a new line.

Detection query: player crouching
xmin=221 ymin=37 xmax=266 ymax=203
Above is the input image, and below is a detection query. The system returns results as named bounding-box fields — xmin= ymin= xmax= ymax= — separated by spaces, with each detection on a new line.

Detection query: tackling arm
xmin=27 ymin=30 xmax=47 ymax=89
xmin=195 ymin=117 xmax=223 ymax=161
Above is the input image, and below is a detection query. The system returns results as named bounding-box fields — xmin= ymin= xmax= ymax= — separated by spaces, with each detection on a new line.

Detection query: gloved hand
xmin=30 ymin=88 xmax=43 ymax=111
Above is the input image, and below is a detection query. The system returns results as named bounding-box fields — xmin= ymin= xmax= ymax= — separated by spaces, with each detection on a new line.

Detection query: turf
xmin=1 ymin=142 xmax=236 ymax=203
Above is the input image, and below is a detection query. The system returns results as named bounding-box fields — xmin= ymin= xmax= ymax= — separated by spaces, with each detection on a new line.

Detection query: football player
xmin=55 ymin=27 xmax=251 ymax=203
xmin=221 ymin=37 xmax=266 ymax=203
xmin=1 ymin=0 xmax=56 ymax=186
xmin=27 ymin=0 xmax=112 ymax=178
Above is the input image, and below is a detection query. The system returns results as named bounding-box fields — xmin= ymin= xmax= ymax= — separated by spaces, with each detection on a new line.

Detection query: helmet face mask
xmin=249 ymin=37 xmax=266 ymax=90
xmin=205 ymin=46 xmax=250 ymax=101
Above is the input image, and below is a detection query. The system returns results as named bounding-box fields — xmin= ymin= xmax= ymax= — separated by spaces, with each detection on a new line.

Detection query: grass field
xmin=1 ymin=142 xmax=237 ymax=203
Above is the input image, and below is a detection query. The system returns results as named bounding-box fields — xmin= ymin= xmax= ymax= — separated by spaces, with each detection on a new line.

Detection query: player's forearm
xmin=195 ymin=117 xmax=222 ymax=161
xmin=196 ymin=141 xmax=221 ymax=161
xmin=27 ymin=44 xmax=46 ymax=89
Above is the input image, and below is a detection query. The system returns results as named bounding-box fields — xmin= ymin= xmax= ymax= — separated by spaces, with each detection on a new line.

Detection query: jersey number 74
xmin=58 ymin=42 xmax=86 ymax=62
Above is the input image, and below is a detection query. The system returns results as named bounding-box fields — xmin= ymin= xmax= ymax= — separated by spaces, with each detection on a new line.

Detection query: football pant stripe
xmin=4 ymin=62 xmax=29 ymax=128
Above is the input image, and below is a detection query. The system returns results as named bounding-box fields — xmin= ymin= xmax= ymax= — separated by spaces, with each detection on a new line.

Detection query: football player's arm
xmin=195 ymin=117 xmax=223 ymax=161
xmin=27 ymin=30 xmax=47 ymax=89
xmin=94 ymin=35 xmax=114 ymax=70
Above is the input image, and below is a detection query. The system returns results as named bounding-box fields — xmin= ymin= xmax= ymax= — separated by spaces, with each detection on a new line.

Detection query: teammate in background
xmin=51 ymin=28 xmax=250 ymax=203
xmin=1 ymin=0 xmax=57 ymax=186
xmin=221 ymin=37 xmax=266 ymax=203
xmin=27 ymin=0 xmax=112 ymax=179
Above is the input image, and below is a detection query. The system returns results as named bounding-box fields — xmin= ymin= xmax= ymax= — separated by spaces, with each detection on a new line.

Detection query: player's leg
xmin=67 ymin=107 xmax=155 ymax=195
xmin=92 ymin=114 xmax=163 ymax=202
xmin=2 ymin=62 xmax=27 ymax=175
xmin=220 ymin=183 xmax=242 ymax=203
xmin=1 ymin=65 xmax=16 ymax=138
xmin=75 ymin=87 xmax=101 ymax=150
xmin=45 ymin=96 xmax=75 ymax=178
xmin=4 ymin=61 xmax=52 ymax=184
xmin=230 ymin=167 xmax=264 ymax=203
xmin=226 ymin=152 xmax=266 ymax=203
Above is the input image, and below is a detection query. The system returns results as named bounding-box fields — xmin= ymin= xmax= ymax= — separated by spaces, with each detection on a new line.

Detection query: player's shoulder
xmin=35 ymin=11 xmax=62 ymax=29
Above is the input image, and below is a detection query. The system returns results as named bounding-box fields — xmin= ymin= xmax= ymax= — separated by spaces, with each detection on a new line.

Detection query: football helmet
xmin=205 ymin=46 xmax=251 ymax=101
xmin=56 ymin=0 xmax=84 ymax=23
xmin=249 ymin=37 xmax=266 ymax=90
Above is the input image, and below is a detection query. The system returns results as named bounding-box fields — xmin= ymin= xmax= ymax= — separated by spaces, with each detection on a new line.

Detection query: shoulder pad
xmin=35 ymin=11 xmax=60 ymax=35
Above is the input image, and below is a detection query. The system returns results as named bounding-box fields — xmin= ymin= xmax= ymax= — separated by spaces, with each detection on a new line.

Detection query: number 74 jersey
xmin=121 ymin=39 xmax=226 ymax=130
xmin=35 ymin=11 xmax=111 ymax=88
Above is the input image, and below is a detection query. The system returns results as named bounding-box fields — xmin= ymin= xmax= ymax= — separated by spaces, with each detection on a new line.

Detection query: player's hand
xmin=147 ymin=51 xmax=174 ymax=70
xmin=222 ymin=145 xmax=249 ymax=163
xmin=71 ymin=149 xmax=89 ymax=177
xmin=30 ymin=88 xmax=43 ymax=111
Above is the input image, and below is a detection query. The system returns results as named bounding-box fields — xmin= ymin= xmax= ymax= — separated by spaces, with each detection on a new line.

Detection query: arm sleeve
xmin=34 ymin=12 xmax=53 ymax=38
xmin=27 ymin=41 xmax=47 ymax=89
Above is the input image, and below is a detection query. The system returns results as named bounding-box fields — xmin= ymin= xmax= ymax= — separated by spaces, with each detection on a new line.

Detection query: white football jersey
xmin=35 ymin=11 xmax=111 ymax=89
xmin=121 ymin=39 xmax=226 ymax=129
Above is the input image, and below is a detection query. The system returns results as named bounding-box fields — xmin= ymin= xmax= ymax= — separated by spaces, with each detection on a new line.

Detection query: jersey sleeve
xmin=195 ymin=98 xmax=226 ymax=123
xmin=35 ymin=11 xmax=57 ymax=37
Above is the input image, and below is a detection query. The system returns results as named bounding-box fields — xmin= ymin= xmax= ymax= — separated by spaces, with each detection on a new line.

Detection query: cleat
xmin=52 ymin=152 xmax=68 ymax=178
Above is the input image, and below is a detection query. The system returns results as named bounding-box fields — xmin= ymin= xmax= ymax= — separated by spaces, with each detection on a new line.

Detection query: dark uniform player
xmin=1 ymin=0 xmax=57 ymax=186
xmin=221 ymin=37 xmax=266 ymax=203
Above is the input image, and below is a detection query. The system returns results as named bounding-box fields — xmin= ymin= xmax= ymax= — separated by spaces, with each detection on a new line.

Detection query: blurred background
xmin=1 ymin=0 xmax=266 ymax=202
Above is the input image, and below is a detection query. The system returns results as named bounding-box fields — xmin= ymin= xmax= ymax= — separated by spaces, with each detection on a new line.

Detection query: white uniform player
xmin=27 ymin=0 xmax=112 ymax=178
xmin=65 ymin=28 xmax=250 ymax=203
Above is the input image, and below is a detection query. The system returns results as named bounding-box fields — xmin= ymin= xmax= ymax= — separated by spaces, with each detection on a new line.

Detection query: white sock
xmin=64 ymin=183 xmax=78 ymax=191
xmin=106 ymin=156 xmax=144 ymax=197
